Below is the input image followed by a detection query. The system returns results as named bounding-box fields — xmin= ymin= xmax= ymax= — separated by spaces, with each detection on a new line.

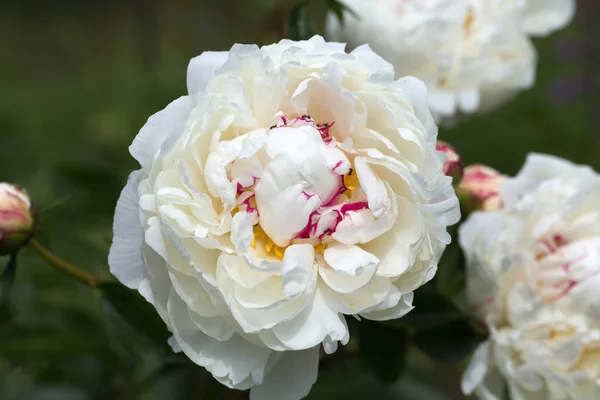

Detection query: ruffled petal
xmin=109 ymin=171 xmax=147 ymax=288
xmin=250 ymin=346 xmax=319 ymax=400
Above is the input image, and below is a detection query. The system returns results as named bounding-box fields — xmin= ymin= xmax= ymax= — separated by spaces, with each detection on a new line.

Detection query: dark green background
xmin=0 ymin=0 xmax=598 ymax=399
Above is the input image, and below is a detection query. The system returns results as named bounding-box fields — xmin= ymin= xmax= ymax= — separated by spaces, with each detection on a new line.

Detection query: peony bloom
xmin=460 ymin=154 xmax=600 ymax=400
xmin=109 ymin=36 xmax=459 ymax=399
xmin=326 ymin=0 xmax=537 ymax=122
xmin=436 ymin=141 xmax=463 ymax=184
xmin=458 ymin=164 xmax=505 ymax=212
xmin=0 ymin=183 xmax=34 ymax=255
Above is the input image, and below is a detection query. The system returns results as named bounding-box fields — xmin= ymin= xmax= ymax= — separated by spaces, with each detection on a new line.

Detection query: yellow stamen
xmin=314 ymin=243 xmax=326 ymax=255
xmin=252 ymin=225 xmax=286 ymax=260
xmin=274 ymin=246 xmax=285 ymax=259
xmin=343 ymin=170 xmax=359 ymax=192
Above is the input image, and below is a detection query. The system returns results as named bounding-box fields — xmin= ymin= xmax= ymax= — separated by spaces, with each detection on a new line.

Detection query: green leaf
xmin=392 ymin=286 xmax=466 ymax=330
xmin=358 ymin=320 xmax=407 ymax=382
xmin=413 ymin=320 xmax=480 ymax=364
xmin=287 ymin=1 xmax=316 ymax=41
xmin=434 ymin=227 xmax=466 ymax=298
xmin=97 ymin=281 xmax=170 ymax=349
xmin=0 ymin=254 xmax=17 ymax=306
xmin=326 ymin=0 xmax=359 ymax=26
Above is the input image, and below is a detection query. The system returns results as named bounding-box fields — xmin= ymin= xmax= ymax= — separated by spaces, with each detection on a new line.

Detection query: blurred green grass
xmin=0 ymin=1 xmax=597 ymax=399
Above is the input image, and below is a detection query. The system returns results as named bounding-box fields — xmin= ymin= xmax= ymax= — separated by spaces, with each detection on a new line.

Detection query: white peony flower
xmin=327 ymin=0 xmax=574 ymax=122
xmin=460 ymin=154 xmax=600 ymax=400
xmin=109 ymin=36 xmax=459 ymax=399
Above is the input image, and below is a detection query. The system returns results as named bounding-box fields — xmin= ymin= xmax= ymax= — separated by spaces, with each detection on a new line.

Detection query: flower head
xmin=0 ymin=183 xmax=34 ymax=255
xmin=436 ymin=141 xmax=463 ymax=184
xmin=326 ymin=0 xmax=575 ymax=122
xmin=458 ymin=164 xmax=505 ymax=212
xmin=109 ymin=36 xmax=459 ymax=399
xmin=460 ymin=154 xmax=600 ymax=400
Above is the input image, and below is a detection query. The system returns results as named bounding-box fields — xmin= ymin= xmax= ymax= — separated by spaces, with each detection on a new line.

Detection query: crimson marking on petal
xmin=331 ymin=160 xmax=345 ymax=175
xmin=293 ymin=209 xmax=322 ymax=239
xmin=339 ymin=201 xmax=369 ymax=215
xmin=319 ymin=210 xmax=343 ymax=239
xmin=302 ymin=190 xmax=318 ymax=201
xmin=239 ymin=193 xmax=259 ymax=216
xmin=327 ymin=202 xmax=369 ymax=237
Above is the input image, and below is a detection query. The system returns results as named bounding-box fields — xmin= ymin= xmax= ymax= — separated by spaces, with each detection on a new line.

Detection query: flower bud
xmin=458 ymin=165 xmax=505 ymax=212
xmin=436 ymin=141 xmax=463 ymax=184
xmin=0 ymin=183 xmax=34 ymax=255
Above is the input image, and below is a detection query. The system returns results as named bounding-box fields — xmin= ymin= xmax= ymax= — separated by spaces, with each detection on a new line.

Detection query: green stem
xmin=30 ymin=238 xmax=104 ymax=287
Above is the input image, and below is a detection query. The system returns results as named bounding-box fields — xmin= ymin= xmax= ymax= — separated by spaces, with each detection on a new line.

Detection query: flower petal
xmin=130 ymin=96 xmax=192 ymax=170
xmin=282 ymin=244 xmax=316 ymax=298
xmin=250 ymin=346 xmax=319 ymax=400
xmin=168 ymin=289 xmax=271 ymax=389
xmin=270 ymin=286 xmax=348 ymax=351
xmin=109 ymin=171 xmax=147 ymax=289
xmin=187 ymin=51 xmax=229 ymax=97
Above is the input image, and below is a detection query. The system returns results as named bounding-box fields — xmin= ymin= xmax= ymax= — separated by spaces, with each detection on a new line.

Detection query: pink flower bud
xmin=0 ymin=183 xmax=34 ymax=255
xmin=436 ymin=141 xmax=463 ymax=184
xmin=458 ymin=165 xmax=505 ymax=212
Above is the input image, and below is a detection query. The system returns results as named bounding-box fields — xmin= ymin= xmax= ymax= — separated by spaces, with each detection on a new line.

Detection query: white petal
xmin=360 ymin=291 xmax=414 ymax=320
xmin=231 ymin=212 xmax=254 ymax=256
xmin=427 ymin=90 xmax=457 ymax=117
xmin=250 ymin=347 xmax=319 ymax=400
xmin=354 ymin=157 xmax=388 ymax=218
xmin=167 ymin=268 xmax=220 ymax=318
xmin=323 ymin=244 xmax=379 ymax=276
xmin=219 ymin=254 xmax=272 ymax=289
xmin=167 ymin=289 xmax=271 ymax=389
xmin=350 ymin=44 xmax=395 ymax=80
xmin=520 ymin=0 xmax=576 ymax=37
xmin=187 ymin=51 xmax=229 ymax=97
xmin=204 ymin=152 xmax=237 ymax=207
xmin=145 ymin=216 xmax=169 ymax=262
xmin=130 ymin=96 xmax=192 ymax=169
xmin=270 ymin=287 xmax=348 ymax=351
xmin=320 ymin=244 xmax=379 ymax=294
xmin=361 ymin=196 xmax=422 ymax=277
xmin=255 ymin=184 xmax=321 ymax=247
xmin=501 ymin=153 xmax=579 ymax=208
xmin=461 ymin=341 xmax=491 ymax=395
xmin=458 ymin=89 xmax=480 ymax=113
xmin=109 ymin=171 xmax=147 ymax=289
xmin=282 ymin=244 xmax=316 ymax=298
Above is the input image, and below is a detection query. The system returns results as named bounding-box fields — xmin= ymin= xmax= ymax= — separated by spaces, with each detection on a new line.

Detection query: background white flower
xmin=326 ymin=0 xmax=574 ymax=122
xmin=109 ymin=36 xmax=459 ymax=399
xmin=459 ymin=154 xmax=600 ymax=400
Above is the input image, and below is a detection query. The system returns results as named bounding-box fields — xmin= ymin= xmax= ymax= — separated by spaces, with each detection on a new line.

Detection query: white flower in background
xmin=460 ymin=154 xmax=600 ymax=400
xmin=109 ymin=36 xmax=459 ymax=399
xmin=326 ymin=0 xmax=573 ymax=122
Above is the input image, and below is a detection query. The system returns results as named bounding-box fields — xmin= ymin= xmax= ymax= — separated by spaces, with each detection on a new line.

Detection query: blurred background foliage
xmin=0 ymin=0 xmax=599 ymax=399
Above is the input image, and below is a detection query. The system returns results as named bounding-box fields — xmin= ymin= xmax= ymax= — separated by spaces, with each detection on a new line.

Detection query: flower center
xmin=235 ymin=115 xmax=369 ymax=259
